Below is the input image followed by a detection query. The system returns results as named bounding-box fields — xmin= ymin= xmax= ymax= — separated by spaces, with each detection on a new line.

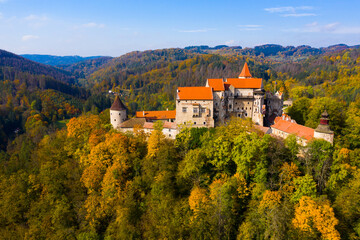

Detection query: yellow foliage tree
xmin=292 ymin=196 xmax=340 ymax=240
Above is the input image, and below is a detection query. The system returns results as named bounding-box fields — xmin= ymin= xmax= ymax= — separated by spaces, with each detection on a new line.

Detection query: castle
xmin=110 ymin=63 xmax=333 ymax=144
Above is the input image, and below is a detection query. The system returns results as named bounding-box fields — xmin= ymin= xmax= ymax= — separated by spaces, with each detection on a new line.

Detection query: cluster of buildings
xmin=110 ymin=63 xmax=333 ymax=145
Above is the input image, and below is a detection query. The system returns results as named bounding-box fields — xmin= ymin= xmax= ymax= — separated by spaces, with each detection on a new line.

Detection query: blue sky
xmin=0 ymin=0 xmax=359 ymax=56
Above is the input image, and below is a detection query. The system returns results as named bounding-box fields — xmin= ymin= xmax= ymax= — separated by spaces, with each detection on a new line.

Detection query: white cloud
xmin=282 ymin=13 xmax=316 ymax=17
xmin=25 ymin=14 xmax=48 ymax=21
xmin=178 ymin=28 xmax=216 ymax=33
xmin=81 ymin=22 xmax=105 ymax=28
xmin=285 ymin=22 xmax=360 ymax=34
xmin=238 ymin=25 xmax=262 ymax=31
xmin=265 ymin=7 xmax=296 ymax=13
xmin=265 ymin=6 xmax=316 ymax=17
xmin=22 ymin=35 xmax=39 ymax=41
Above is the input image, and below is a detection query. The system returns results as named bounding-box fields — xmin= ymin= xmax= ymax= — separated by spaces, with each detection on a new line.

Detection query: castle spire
xmin=110 ymin=95 xmax=127 ymax=111
xmin=239 ymin=62 xmax=252 ymax=78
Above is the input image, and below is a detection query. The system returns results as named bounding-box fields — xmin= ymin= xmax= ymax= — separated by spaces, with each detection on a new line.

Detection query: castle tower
xmin=110 ymin=95 xmax=127 ymax=129
xmin=239 ymin=62 xmax=252 ymax=79
xmin=314 ymin=110 xmax=334 ymax=144
xmin=253 ymin=88 xmax=265 ymax=126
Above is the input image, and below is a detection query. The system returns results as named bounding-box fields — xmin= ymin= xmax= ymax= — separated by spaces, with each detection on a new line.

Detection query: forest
xmin=0 ymin=45 xmax=360 ymax=239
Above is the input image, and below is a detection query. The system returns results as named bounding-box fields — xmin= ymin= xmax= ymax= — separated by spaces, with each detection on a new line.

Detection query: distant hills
xmin=184 ymin=43 xmax=360 ymax=59
xmin=1 ymin=49 xmax=75 ymax=84
xmin=21 ymin=54 xmax=108 ymax=66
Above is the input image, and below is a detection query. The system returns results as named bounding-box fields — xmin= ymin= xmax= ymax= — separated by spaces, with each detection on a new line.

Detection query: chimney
xmin=166 ymin=108 xmax=168 ymax=111
xmin=143 ymin=111 xmax=145 ymax=116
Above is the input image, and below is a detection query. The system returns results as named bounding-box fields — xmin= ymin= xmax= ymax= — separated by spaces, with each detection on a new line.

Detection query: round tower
xmin=110 ymin=95 xmax=127 ymax=129
xmin=314 ymin=110 xmax=334 ymax=144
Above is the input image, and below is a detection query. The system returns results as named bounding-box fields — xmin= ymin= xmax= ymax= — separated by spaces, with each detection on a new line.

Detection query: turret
xmin=239 ymin=62 xmax=252 ymax=79
xmin=110 ymin=95 xmax=127 ymax=129
xmin=314 ymin=110 xmax=334 ymax=144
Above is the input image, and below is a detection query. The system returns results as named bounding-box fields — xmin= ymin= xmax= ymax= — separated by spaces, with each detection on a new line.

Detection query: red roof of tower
xmin=207 ymin=78 xmax=225 ymax=91
xmin=239 ymin=62 xmax=252 ymax=78
xmin=226 ymin=78 xmax=263 ymax=89
xmin=177 ymin=87 xmax=213 ymax=100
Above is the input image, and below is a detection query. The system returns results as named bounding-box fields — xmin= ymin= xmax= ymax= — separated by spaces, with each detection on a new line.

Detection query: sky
xmin=0 ymin=0 xmax=359 ymax=57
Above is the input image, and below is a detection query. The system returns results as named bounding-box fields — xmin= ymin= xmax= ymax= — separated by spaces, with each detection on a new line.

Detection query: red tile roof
xmin=239 ymin=62 xmax=252 ymax=78
xmin=226 ymin=78 xmax=263 ymax=89
xmin=272 ymin=117 xmax=314 ymax=141
xmin=207 ymin=78 xmax=225 ymax=91
xmin=177 ymin=87 xmax=213 ymax=100
xmin=136 ymin=110 xmax=176 ymax=119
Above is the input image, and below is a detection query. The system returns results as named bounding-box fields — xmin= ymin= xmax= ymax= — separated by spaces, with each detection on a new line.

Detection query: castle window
xmin=215 ymin=103 xmax=218 ymax=106
xmin=182 ymin=107 xmax=187 ymax=113
xmin=235 ymin=102 xmax=237 ymax=105
xmin=248 ymin=102 xmax=249 ymax=104
xmin=238 ymin=114 xmax=241 ymax=117
xmin=193 ymin=108 xmax=198 ymax=113
xmin=169 ymin=129 xmax=171 ymax=132
xmin=203 ymin=122 xmax=206 ymax=125
xmin=245 ymin=113 xmax=248 ymax=117
xmin=111 ymin=113 xmax=112 ymax=115
xmin=114 ymin=119 xmax=116 ymax=121
xmin=184 ymin=122 xmax=186 ymax=124
xmin=200 ymin=108 xmax=206 ymax=113
xmin=194 ymin=122 xmax=197 ymax=125
xmin=242 ymin=107 xmax=244 ymax=110
xmin=169 ymin=134 xmax=171 ymax=137
xmin=250 ymin=107 xmax=251 ymax=110
xmin=246 ymin=107 xmax=247 ymax=110
xmin=229 ymin=104 xmax=232 ymax=109
xmin=119 ymin=113 xmax=121 ymax=115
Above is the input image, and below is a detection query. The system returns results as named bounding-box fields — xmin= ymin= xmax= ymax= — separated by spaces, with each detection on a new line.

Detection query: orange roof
xmin=226 ymin=78 xmax=262 ymax=89
xmin=239 ymin=63 xmax=252 ymax=78
xmin=272 ymin=117 xmax=314 ymax=141
xmin=207 ymin=78 xmax=225 ymax=91
xmin=177 ymin=87 xmax=213 ymax=100
xmin=136 ymin=110 xmax=176 ymax=119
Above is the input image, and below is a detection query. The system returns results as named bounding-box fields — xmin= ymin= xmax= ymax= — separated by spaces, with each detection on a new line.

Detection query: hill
xmin=60 ymin=56 xmax=113 ymax=79
xmin=0 ymin=49 xmax=113 ymax=150
xmin=20 ymin=54 xmax=106 ymax=66
xmin=1 ymin=50 xmax=75 ymax=84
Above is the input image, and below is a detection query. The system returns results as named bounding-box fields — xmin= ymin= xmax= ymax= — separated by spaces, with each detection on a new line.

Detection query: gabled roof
xmin=143 ymin=121 xmax=177 ymax=129
xmin=272 ymin=117 xmax=314 ymax=141
xmin=136 ymin=110 xmax=176 ymax=119
xmin=207 ymin=78 xmax=225 ymax=91
xmin=110 ymin=95 xmax=127 ymax=111
xmin=119 ymin=118 xmax=146 ymax=128
xmin=177 ymin=87 xmax=213 ymax=100
xmin=239 ymin=62 xmax=252 ymax=78
xmin=226 ymin=78 xmax=263 ymax=89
